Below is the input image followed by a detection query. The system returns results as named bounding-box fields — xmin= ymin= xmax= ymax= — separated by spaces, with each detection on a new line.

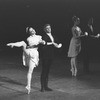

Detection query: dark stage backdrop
xmin=0 ymin=0 xmax=100 ymax=59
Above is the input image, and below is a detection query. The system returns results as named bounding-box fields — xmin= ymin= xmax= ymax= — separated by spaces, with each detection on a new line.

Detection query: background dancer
xmin=68 ymin=16 xmax=88 ymax=77
xmin=82 ymin=17 xmax=100 ymax=74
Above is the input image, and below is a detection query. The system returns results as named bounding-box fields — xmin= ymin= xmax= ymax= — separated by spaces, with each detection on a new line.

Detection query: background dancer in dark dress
xmin=40 ymin=24 xmax=62 ymax=92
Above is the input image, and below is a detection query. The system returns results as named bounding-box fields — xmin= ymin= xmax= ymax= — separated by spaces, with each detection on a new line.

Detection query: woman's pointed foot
xmin=25 ymin=86 xmax=31 ymax=94
xmin=70 ymin=68 xmax=74 ymax=76
xmin=74 ymin=69 xmax=77 ymax=77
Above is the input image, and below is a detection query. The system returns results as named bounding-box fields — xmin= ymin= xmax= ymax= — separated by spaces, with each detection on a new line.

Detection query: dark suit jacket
xmin=82 ymin=25 xmax=98 ymax=57
xmin=41 ymin=33 xmax=59 ymax=60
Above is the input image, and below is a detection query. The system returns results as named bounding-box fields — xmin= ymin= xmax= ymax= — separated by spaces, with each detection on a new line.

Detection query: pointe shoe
xmin=25 ymin=86 xmax=31 ymax=94
xmin=70 ymin=69 xmax=74 ymax=76
xmin=74 ymin=69 xmax=77 ymax=77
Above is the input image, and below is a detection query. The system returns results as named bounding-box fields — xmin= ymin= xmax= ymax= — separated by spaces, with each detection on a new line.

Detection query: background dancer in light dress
xmin=7 ymin=27 xmax=45 ymax=94
xmin=68 ymin=16 xmax=88 ymax=77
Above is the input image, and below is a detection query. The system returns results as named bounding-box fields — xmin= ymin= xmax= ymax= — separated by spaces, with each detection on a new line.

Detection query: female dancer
xmin=7 ymin=27 xmax=45 ymax=94
xmin=68 ymin=16 xmax=88 ymax=77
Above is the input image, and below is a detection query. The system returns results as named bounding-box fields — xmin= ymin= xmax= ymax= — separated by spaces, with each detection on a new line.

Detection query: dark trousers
xmin=40 ymin=58 xmax=53 ymax=89
xmin=83 ymin=52 xmax=90 ymax=73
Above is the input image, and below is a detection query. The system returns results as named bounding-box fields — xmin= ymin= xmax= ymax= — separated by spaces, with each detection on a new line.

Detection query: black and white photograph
xmin=0 ymin=0 xmax=100 ymax=100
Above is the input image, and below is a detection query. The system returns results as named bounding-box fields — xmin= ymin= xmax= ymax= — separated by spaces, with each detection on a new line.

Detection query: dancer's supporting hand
xmin=41 ymin=40 xmax=46 ymax=45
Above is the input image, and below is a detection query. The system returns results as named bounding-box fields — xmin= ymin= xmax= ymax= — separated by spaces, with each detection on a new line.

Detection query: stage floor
xmin=0 ymin=54 xmax=100 ymax=100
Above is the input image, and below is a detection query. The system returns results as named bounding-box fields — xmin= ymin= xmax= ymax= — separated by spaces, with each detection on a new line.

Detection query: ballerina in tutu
xmin=7 ymin=27 xmax=45 ymax=94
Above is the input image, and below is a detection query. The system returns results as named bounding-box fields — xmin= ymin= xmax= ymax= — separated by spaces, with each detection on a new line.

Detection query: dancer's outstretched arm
xmin=7 ymin=41 xmax=27 ymax=48
xmin=90 ymin=33 xmax=100 ymax=38
xmin=77 ymin=32 xmax=88 ymax=38
xmin=52 ymin=42 xmax=62 ymax=48
xmin=46 ymin=41 xmax=62 ymax=48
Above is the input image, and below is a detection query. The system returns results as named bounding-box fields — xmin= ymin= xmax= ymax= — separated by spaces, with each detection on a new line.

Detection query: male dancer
xmin=40 ymin=24 xmax=62 ymax=92
xmin=82 ymin=18 xmax=100 ymax=74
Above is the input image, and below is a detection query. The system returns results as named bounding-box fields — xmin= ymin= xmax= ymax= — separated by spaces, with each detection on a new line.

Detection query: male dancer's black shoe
xmin=40 ymin=88 xmax=45 ymax=92
xmin=40 ymin=87 xmax=52 ymax=92
xmin=44 ymin=87 xmax=52 ymax=91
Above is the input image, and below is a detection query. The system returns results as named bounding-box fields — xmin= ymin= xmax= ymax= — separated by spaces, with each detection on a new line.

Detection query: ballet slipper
xmin=25 ymin=86 xmax=31 ymax=94
xmin=74 ymin=69 xmax=77 ymax=77
xmin=70 ymin=68 xmax=74 ymax=76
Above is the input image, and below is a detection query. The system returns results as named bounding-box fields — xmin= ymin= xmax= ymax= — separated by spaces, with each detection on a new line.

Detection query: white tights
xmin=26 ymin=61 xmax=35 ymax=94
xmin=70 ymin=57 xmax=77 ymax=76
